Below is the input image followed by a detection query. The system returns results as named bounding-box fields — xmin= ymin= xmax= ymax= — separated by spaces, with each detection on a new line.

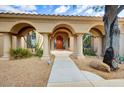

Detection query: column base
xmin=41 ymin=55 xmax=50 ymax=61
xmin=72 ymin=53 xmax=85 ymax=60
xmin=72 ymin=53 xmax=78 ymax=59
xmin=0 ymin=56 xmax=10 ymax=61
xmin=77 ymin=54 xmax=85 ymax=60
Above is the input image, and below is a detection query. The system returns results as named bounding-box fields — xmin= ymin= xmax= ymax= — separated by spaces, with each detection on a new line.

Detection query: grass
xmin=70 ymin=54 xmax=124 ymax=80
xmin=0 ymin=55 xmax=55 ymax=87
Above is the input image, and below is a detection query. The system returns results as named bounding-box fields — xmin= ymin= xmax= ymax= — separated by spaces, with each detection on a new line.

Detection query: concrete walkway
xmin=47 ymin=50 xmax=124 ymax=87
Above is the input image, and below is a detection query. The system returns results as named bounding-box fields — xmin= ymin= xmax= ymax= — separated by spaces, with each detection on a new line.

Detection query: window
xmin=27 ymin=32 xmax=36 ymax=48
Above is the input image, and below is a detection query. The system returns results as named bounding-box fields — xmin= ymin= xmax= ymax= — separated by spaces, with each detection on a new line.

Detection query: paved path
xmin=47 ymin=50 xmax=104 ymax=87
xmin=47 ymin=50 xmax=124 ymax=87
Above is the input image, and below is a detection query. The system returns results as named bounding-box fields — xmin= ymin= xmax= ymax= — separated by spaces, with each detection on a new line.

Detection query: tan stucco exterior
xmin=0 ymin=33 xmax=3 ymax=57
xmin=0 ymin=13 xmax=124 ymax=60
xmin=0 ymin=13 xmax=104 ymax=33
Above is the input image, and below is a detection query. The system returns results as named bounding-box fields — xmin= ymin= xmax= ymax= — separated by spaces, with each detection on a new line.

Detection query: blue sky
xmin=0 ymin=5 xmax=124 ymax=17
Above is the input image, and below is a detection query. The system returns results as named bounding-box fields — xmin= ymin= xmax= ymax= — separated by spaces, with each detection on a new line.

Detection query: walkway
xmin=47 ymin=50 xmax=105 ymax=87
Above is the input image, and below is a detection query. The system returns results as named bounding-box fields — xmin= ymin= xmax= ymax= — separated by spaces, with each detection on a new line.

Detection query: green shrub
xmin=35 ymin=48 xmax=43 ymax=57
xmin=10 ymin=48 xmax=32 ymax=59
xmin=83 ymin=48 xmax=96 ymax=56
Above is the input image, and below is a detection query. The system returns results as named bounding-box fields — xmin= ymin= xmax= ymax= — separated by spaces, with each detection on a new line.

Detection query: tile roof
xmin=0 ymin=12 xmax=102 ymax=18
xmin=0 ymin=12 xmax=124 ymax=20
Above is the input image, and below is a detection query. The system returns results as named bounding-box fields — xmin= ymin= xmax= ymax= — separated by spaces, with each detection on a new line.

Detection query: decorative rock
xmin=47 ymin=60 xmax=51 ymax=65
xmin=89 ymin=61 xmax=111 ymax=72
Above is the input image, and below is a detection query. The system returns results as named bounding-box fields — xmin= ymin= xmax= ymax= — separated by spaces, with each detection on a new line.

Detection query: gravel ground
xmin=0 ymin=56 xmax=55 ymax=87
xmin=70 ymin=55 xmax=124 ymax=79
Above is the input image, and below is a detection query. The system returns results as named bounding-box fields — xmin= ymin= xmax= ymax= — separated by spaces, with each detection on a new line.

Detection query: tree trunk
xmin=112 ymin=18 xmax=120 ymax=56
xmin=103 ymin=5 xmax=120 ymax=56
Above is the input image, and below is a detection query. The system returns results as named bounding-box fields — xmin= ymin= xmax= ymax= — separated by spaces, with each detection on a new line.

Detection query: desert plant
xmin=10 ymin=48 xmax=32 ymax=59
xmin=83 ymin=34 xmax=96 ymax=56
xmin=35 ymin=48 xmax=43 ymax=57
xmin=83 ymin=33 xmax=92 ymax=48
xmin=83 ymin=48 xmax=96 ymax=56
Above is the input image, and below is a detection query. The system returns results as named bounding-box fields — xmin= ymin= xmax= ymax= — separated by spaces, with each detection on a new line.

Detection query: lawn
xmin=70 ymin=55 xmax=124 ymax=80
xmin=0 ymin=55 xmax=55 ymax=87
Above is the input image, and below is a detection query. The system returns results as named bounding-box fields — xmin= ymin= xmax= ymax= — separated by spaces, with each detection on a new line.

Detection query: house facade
xmin=0 ymin=13 xmax=124 ymax=60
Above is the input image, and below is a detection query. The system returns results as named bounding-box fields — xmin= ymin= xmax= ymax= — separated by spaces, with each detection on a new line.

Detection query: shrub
xmin=10 ymin=48 xmax=32 ymax=59
xmin=35 ymin=48 xmax=43 ymax=57
xmin=83 ymin=48 xmax=96 ymax=56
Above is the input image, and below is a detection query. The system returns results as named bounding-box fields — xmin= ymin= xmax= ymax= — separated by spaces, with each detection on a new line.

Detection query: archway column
xmin=12 ymin=35 xmax=17 ymax=49
xmin=48 ymin=35 xmax=51 ymax=55
xmin=17 ymin=36 xmax=22 ymax=48
xmin=96 ymin=37 xmax=102 ymax=57
xmin=21 ymin=37 xmax=25 ymax=48
xmin=73 ymin=34 xmax=84 ymax=59
xmin=73 ymin=35 xmax=78 ymax=56
xmin=16 ymin=36 xmax=25 ymax=48
xmin=0 ymin=33 xmax=3 ymax=57
xmin=0 ymin=33 xmax=11 ymax=60
xmin=41 ymin=33 xmax=50 ymax=61
xmin=51 ymin=37 xmax=54 ymax=50
xmin=76 ymin=33 xmax=84 ymax=59
xmin=69 ymin=36 xmax=74 ymax=51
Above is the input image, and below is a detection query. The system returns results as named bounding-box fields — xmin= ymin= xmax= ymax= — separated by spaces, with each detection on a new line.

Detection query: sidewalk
xmin=47 ymin=50 xmax=124 ymax=87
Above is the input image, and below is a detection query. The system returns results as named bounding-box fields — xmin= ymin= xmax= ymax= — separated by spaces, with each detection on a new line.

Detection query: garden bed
xmin=0 ymin=55 xmax=55 ymax=87
xmin=70 ymin=54 xmax=124 ymax=79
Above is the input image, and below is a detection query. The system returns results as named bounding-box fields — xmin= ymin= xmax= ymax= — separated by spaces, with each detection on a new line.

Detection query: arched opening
xmin=10 ymin=22 xmax=35 ymax=35
xmin=52 ymin=24 xmax=75 ymax=35
xmin=83 ymin=25 xmax=105 ymax=56
xmin=10 ymin=22 xmax=42 ymax=52
xmin=50 ymin=24 xmax=74 ymax=51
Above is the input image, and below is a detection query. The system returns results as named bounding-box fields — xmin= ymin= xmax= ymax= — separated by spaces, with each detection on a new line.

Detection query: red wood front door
xmin=56 ymin=35 xmax=63 ymax=49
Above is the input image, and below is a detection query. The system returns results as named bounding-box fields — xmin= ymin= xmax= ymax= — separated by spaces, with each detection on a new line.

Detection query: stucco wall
xmin=0 ymin=21 xmax=97 ymax=33
xmin=119 ymin=33 xmax=124 ymax=56
xmin=1 ymin=14 xmax=124 ymax=58
xmin=0 ymin=15 xmax=104 ymax=34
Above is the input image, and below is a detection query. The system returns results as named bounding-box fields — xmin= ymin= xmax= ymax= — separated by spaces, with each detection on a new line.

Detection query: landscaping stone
xmin=89 ymin=61 xmax=111 ymax=72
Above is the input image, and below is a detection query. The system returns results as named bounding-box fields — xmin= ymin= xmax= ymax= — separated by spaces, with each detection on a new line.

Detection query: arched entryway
xmin=0 ymin=21 xmax=42 ymax=59
xmin=50 ymin=24 xmax=75 ymax=51
xmin=90 ymin=25 xmax=105 ymax=56
xmin=10 ymin=22 xmax=42 ymax=52
xmin=84 ymin=25 xmax=105 ymax=56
